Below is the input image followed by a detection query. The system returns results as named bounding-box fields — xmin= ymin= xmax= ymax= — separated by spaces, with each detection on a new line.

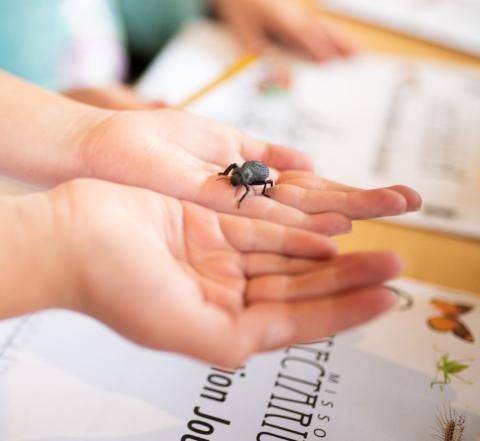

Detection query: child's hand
xmin=0 ymin=72 xmax=421 ymax=235
xmin=76 ymin=109 xmax=421 ymax=235
xmin=28 ymin=178 xmax=398 ymax=366
xmin=213 ymin=0 xmax=356 ymax=61
xmin=63 ymin=85 xmax=166 ymax=110
xmin=0 ymin=71 xmax=421 ymax=235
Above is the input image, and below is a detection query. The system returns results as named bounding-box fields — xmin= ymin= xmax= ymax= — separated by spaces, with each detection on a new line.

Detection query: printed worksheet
xmin=137 ymin=20 xmax=480 ymax=238
xmin=323 ymin=0 xmax=480 ymax=57
xmin=1 ymin=278 xmax=479 ymax=440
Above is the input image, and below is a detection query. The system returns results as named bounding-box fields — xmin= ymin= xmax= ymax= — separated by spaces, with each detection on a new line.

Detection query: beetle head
xmin=231 ymin=173 xmax=243 ymax=186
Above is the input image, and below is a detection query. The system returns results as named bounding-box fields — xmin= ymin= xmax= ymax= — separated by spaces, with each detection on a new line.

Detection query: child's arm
xmin=0 ymin=192 xmax=69 ymax=318
xmin=0 ymin=70 xmax=106 ymax=186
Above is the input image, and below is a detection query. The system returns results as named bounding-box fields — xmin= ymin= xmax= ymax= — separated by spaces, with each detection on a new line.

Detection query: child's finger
xmin=240 ymin=285 xmax=395 ymax=356
xmin=318 ymin=19 xmax=359 ymax=56
xmin=274 ymin=17 xmax=337 ymax=61
xmin=225 ymin=11 xmax=270 ymax=54
xmin=147 ymin=285 xmax=395 ymax=368
xmin=189 ymin=285 xmax=394 ymax=367
xmin=277 ymin=173 xmax=422 ymax=212
xmin=218 ymin=214 xmax=338 ymax=257
xmin=268 ymin=185 xmax=410 ymax=218
xmin=242 ymin=253 xmax=323 ymax=277
xmin=246 ymin=251 xmax=403 ymax=302
xmin=196 ymin=178 xmax=352 ymax=235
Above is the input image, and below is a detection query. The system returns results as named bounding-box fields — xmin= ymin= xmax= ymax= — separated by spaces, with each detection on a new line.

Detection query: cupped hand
xmin=48 ymin=178 xmax=401 ymax=366
xmin=213 ymin=0 xmax=357 ymax=61
xmin=78 ymin=109 xmax=421 ymax=235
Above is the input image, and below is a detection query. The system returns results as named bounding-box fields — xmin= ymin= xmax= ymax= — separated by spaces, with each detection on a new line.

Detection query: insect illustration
xmin=427 ymin=298 xmax=475 ymax=343
xmin=218 ymin=161 xmax=273 ymax=208
xmin=430 ymin=351 xmax=472 ymax=390
xmin=432 ymin=403 xmax=466 ymax=441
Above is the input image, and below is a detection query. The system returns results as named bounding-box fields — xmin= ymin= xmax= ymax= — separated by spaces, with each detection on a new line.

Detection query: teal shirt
xmin=0 ymin=0 xmax=205 ymax=89
xmin=0 ymin=1 xmax=69 ymax=89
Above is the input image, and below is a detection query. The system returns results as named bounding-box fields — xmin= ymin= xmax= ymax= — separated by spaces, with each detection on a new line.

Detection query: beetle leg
xmin=252 ymin=180 xmax=274 ymax=198
xmin=238 ymin=184 xmax=250 ymax=208
xmin=218 ymin=163 xmax=239 ymax=176
xmin=263 ymin=179 xmax=274 ymax=196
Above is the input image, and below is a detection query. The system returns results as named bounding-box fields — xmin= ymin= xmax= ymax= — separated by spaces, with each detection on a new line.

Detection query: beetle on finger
xmin=218 ymin=160 xmax=274 ymax=208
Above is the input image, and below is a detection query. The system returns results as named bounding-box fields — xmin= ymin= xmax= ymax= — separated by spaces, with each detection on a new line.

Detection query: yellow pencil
xmin=175 ymin=53 xmax=258 ymax=110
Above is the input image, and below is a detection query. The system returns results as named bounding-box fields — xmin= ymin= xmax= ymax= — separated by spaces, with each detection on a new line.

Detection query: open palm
xmin=79 ymin=109 xmax=421 ymax=235
xmin=54 ymin=179 xmax=402 ymax=366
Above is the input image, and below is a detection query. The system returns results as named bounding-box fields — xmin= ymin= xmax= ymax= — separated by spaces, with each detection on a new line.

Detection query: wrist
xmin=0 ymin=71 xmax=112 ymax=186
xmin=49 ymin=100 xmax=113 ymax=184
xmin=0 ymin=192 xmax=77 ymax=319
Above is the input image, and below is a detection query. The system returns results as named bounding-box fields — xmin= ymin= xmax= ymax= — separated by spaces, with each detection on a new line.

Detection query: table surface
xmin=318 ymin=7 xmax=480 ymax=295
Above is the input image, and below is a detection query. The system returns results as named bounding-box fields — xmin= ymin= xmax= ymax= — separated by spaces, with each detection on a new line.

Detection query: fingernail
xmin=263 ymin=321 xmax=296 ymax=351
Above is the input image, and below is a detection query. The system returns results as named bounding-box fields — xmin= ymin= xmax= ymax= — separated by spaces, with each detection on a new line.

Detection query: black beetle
xmin=218 ymin=160 xmax=274 ymax=208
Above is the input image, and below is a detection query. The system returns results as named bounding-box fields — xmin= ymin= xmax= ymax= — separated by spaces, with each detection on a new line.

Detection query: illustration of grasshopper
xmin=431 ymin=351 xmax=473 ymax=391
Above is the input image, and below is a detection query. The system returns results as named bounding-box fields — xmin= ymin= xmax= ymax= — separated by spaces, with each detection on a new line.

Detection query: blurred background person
xmin=0 ymin=0 xmax=356 ymax=109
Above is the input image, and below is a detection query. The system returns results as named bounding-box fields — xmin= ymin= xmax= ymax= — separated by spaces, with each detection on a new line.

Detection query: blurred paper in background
xmin=323 ymin=0 xmax=480 ymax=57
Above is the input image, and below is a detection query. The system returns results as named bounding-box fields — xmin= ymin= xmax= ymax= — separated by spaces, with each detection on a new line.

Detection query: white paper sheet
xmin=1 ymin=278 xmax=479 ymax=440
xmin=137 ymin=20 xmax=480 ymax=238
xmin=323 ymin=0 xmax=480 ymax=57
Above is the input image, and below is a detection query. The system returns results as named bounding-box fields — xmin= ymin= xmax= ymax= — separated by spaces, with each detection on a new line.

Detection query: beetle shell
xmin=237 ymin=160 xmax=269 ymax=184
